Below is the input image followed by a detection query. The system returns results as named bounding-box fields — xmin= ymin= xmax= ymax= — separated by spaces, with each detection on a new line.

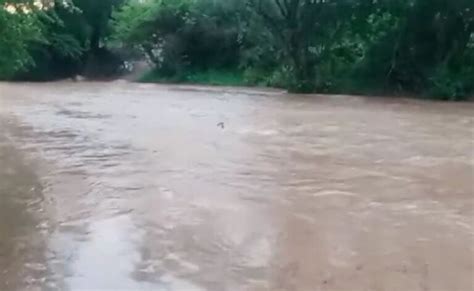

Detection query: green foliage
xmin=111 ymin=0 xmax=244 ymax=78
xmin=185 ymin=70 xmax=244 ymax=86
xmin=246 ymin=0 xmax=359 ymax=92
xmin=428 ymin=62 xmax=474 ymax=101
xmin=0 ymin=0 xmax=45 ymax=78
xmin=140 ymin=68 xmax=245 ymax=86
xmin=1 ymin=0 xmax=472 ymax=100
xmin=243 ymin=67 xmax=270 ymax=86
xmin=0 ymin=0 xmax=125 ymax=80
xmin=354 ymin=0 xmax=473 ymax=97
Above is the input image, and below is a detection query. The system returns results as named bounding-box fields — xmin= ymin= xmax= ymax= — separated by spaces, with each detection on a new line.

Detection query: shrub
xmin=427 ymin=65 xmax=474 ymax=101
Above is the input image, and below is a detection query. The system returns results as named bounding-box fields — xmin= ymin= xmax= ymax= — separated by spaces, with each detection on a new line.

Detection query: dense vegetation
xmin=0 ymin=0 xmax=123 ymax=80
xmin=1 ymin=0 xmax=473 ymax=100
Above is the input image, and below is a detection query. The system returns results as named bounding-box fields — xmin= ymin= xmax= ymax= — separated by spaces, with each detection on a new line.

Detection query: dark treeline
xmin=1 ymin=0 xmax=473 ymax=100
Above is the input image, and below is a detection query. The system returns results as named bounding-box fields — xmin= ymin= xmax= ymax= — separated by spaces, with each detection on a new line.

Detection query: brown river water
xmin=0 ymin=81 xmax=473 ymax=291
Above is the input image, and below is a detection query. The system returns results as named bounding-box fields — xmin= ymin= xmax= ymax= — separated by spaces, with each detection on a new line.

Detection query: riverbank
xmin=125 ymin=67 xmax=472 ymax=101
xmin=139 ymin=69 xmax=248 ymax=87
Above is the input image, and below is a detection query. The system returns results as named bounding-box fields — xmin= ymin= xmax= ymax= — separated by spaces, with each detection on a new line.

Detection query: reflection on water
xmin=0 ymin=81 xmax=473 ymax=291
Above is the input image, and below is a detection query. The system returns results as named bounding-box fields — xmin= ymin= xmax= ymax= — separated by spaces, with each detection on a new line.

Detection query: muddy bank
xmin=0 ymin=130 xmax=53 ymax=290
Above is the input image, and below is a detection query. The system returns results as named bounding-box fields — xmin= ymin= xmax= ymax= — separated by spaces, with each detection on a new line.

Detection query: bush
xmin=427 ymin=65 xmax=474 ymax=101
xmin=139 ymin=68 xmax=245 ymax=87
xmin=185 ymin=69 xmax=244 ymax=86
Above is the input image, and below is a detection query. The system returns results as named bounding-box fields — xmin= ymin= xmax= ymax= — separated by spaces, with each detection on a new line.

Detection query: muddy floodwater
xmin=0 ymin=81 xmax=473 ymax=291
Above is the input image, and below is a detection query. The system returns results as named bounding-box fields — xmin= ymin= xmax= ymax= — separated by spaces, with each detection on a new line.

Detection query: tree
xmin=5 ymin=0 xmax=126 ymax=80
xmin=73 ymin=0 xmax=123 ymax=53
xmin=357 ymin=0 xmax=474 ymax=97
xmin=111 ymin=0 xmax=244 ymax=77
xmin=0 ymin=0 xmax=45 ymax=78
xmin=247 ymin=0 xmax=357 ymax=92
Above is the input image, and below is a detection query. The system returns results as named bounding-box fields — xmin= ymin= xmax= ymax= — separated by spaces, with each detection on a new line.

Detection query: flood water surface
xmin=0 ymin=82 xmax=473 ymax=291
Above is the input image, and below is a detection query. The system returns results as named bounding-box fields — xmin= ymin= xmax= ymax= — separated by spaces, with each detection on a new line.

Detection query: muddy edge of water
xmin=0 ymin=81 xmax=473 ymax=291
xmin=0 ymin=129 xmax=53 ymax=290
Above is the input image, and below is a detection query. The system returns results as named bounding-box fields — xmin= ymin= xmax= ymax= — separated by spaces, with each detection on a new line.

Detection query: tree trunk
xmin=288 ymin=39 xmax=315 ymax=93
xmin=90 ymin=26 xmax=101 ymax=53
